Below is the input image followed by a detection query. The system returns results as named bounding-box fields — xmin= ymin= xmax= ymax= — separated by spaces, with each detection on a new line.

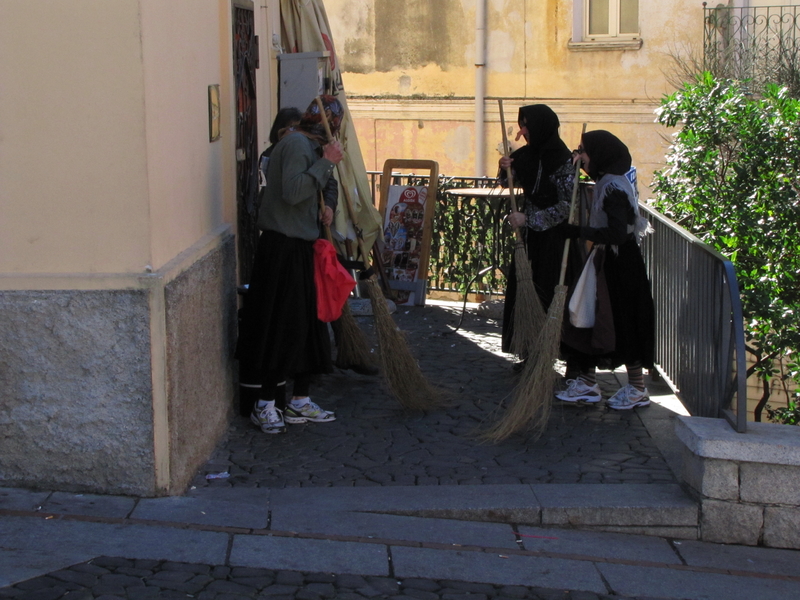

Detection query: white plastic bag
xmin=569 ymin=248 xmax=597 ymax=328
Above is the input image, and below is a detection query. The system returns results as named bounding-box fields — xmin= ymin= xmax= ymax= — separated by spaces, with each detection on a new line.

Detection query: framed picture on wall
xmin=208 ymin=84 xmax=221 ymax=142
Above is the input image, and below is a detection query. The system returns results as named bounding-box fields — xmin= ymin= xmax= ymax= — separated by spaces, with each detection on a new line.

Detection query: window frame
xmin=569 ymin=0 xmax=642 ymax=51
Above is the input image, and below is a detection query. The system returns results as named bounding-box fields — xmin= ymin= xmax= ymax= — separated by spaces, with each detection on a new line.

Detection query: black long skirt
xmin=236 ymin=230 xmax=332 ymax=386
xmin=561 ymin=238 xmax=655 ymax=370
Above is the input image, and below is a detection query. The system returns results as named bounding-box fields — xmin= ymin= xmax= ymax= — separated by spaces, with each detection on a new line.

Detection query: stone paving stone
xmin=0 ymin=556 xmax=650 ymax=600
xmin=190 ymin=304 xmax=674 ymax=491
xmin=391 ymin=546 xmax=606 ymax=593
xmin=229 ymin=536 xmax=389 ymax=576
xmin=0 ymin=489 xmax=51 ymax=513
xmin=674 ymin=539 xmax=800 ymax=576
xmin=597 ymin=562 xmax=800 ymax=600
xmin=272 ymin=508 xmax=518 ymax=548
xmin=515 ymin=525 xmax=680 ymax=564
xmin=39 ymin=492 xmax=136 ymax=519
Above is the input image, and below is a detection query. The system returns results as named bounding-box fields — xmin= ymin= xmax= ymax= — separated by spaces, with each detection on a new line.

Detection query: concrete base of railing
xmin=675 ymin=416 xmax=800 ymax=548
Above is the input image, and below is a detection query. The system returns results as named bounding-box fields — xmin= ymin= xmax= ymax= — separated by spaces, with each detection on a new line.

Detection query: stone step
xmin=1 ymin=482 xmax=700 ymax=541
xmin=267 ymin=482 xmax=699 ymax=540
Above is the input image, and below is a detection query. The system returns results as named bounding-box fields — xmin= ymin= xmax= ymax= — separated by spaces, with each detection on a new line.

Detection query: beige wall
xmin=324 ymin=0 xmax=703 ymax=191
xmin=0 ymin=0 xmax=248 ymax=278
xmin=0 ymin=0 xmax=276 ymax=495
xmin=0 ymin=0 xmax=151 ymax=275
xmin=140 ymin=1 xmax=226 ymax=271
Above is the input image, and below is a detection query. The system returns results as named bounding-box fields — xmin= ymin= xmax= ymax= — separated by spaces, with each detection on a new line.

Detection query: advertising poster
xmin=381 ymin=185 xmax=429 ymax=305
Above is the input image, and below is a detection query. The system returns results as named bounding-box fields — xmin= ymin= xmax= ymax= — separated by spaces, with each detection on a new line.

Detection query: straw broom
xmin=499 ymin=99 xmax=546 ymax=361
xmin=483 ymin=126 xmax=586 ymax=442
xmin=315 ymin=97 xmax=441 ymax=410
xmin=318 ymin=196 xmax=377 ymax=374
xmin=332 ymin=300 xmax=376 ymax=372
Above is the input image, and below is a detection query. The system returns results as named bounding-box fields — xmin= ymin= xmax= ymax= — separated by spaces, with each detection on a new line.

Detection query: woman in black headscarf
xmin=499 ymin=104 xmax=575 ymax=365
xmin=555 ymin=130 xmax=655 ymax=409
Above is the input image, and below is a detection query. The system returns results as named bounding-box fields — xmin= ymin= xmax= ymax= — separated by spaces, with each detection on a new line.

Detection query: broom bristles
xmin=483 ymin=285 xmax=568 ymax=442
xmin=508 ymin=242 xmax=547 ymax=359
xmin=364 ymin=278 xmax=442 ymax=411
xmin=334 ymin=300 xmax=377 ymax=370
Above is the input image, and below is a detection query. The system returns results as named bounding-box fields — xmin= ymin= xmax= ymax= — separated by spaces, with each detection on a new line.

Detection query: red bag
xmin=313 ymin=238 xmax=356 ymax=322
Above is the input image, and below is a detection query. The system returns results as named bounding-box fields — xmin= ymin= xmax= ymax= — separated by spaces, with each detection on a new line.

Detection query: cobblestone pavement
xmin=0 ymin=557 xmax=644 ymax=600
xmin=192 ymin=302 xmax=675 ymax=490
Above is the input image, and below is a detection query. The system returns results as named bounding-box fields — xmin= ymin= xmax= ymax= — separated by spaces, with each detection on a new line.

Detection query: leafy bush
xmin=766 ymin=399 xmax=800 ymax=426
xmin=652 ymin=73 xmax=800 ymax=422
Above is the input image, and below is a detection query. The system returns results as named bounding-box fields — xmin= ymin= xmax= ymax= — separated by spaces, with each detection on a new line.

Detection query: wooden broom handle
xmin=558 ymin=123 xmax=588 ymax=286
xmin=498 ymin=99 xmax=520 ymax=214
xmin=313 ymin=97 xmax=374 ymax=270
xmin=498 ymin=100 xmax=527 ymax=245
xmin=313 ymin=97 xmax=337 ymax=244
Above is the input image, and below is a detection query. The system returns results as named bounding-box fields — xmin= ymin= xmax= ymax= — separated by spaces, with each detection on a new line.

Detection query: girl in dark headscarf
xmin=555 ymin=130 xmax=655 ymax=409
xmin=499 ymin=104 xmax=575 ymax=366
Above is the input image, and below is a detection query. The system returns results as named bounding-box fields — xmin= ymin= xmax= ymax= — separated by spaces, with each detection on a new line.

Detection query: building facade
xmin=324 ymin=0 xmax=706 ymax=194
xmin=0 ymin=0 xmax=282 ymax=496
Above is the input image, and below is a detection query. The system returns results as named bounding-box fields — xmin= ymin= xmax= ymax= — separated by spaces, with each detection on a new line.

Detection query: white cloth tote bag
xmin=568 ymin=247 xmax=598 ymax=328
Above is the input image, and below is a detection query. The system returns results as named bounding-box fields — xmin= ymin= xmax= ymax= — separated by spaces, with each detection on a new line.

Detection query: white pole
xmin=475 ymin=0 xmax=487 ymax=177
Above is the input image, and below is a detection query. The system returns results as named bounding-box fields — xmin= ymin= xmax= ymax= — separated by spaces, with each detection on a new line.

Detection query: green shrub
xmin=652 ymin=73 xmax=800 ymax=422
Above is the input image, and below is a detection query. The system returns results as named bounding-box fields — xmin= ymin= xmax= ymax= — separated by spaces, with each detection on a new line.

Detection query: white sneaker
xmin=250 ymin=405 xmax=287 ymax=434
xmin=284 ymin=399 xmax=336 ymax=423
xmin=555 ymin=378 xmax=602 ymax=403
xmin=607 ymin=385 xmax=650 ymax=410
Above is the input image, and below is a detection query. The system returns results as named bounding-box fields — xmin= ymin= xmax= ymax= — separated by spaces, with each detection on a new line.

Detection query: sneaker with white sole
xmin=250 ymin=404 xmax=287 ymax=434
xmin=607 ymin=385 xmax=650 ymax=410
xmin=555 ymin=378 xmax=602 ymax=403
xmin=284 ymin=399 xmax=336 ymax=423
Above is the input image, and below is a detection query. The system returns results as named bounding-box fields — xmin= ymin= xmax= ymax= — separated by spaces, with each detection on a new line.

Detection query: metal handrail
xmin=640 ymin=204 xmax=747 ymax=432
xmin=366 ymin=169 xmax=748 ymax=431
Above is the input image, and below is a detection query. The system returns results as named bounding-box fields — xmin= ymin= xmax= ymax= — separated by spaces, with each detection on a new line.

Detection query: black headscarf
xmin=508 ymin=104 xmax=571 ymax=208
xmin=581 ymin=130 xmax=632 ymax=181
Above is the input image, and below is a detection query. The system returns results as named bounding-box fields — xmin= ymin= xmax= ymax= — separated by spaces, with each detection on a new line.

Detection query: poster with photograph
xmin=381 ymin=185 xmax=429 ymax=305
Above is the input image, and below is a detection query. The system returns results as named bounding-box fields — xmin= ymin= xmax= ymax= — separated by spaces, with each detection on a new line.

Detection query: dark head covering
xmin=269 ymin=107 xmax=302 ymax=145
xmin=517 ymin=105 xmax=564 ymax=156
xmin=299 ymin=95 xmax=344 ymax=144
xmin=581 ymin=130 xmax=632 ymax=181
xmin=508 ymin=104 xmax=572 ymax=206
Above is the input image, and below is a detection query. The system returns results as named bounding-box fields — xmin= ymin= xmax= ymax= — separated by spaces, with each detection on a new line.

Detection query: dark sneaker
xmin=250 ymin=405 xmax=287 ymax=434
xmin=284 ymin=399 xmax=336 ymax=423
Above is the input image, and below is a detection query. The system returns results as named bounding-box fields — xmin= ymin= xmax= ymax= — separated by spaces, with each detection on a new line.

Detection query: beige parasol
xmin=280 ymin=0 xmax=382 ymax=251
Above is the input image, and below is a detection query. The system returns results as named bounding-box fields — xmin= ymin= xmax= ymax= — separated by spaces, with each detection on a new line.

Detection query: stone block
xmin=164 ymin=235 xmax=237 ymax=493
xmin=535 ymin=483 xmax=698 ymax=528
xmin=0 ymin=231 xmax=236 ymax=497
xmin=763 ymin=506 xmax=800 ymax=549
xmin=740 ymin=462 xmax=800 ymax=505
xmin=681 ymin=450 xmax=739 ymax=500
xmin=700 ymin=499 xmax=763 ymax=546
xmin=0 ymin=288 xmax=155 ymax=495
xmin=675 ymin=416 xmax=800 ymax=466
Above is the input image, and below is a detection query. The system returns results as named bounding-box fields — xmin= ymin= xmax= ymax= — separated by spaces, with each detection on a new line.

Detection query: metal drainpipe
xmin=475 ymin=0 xmax=487 ymax=177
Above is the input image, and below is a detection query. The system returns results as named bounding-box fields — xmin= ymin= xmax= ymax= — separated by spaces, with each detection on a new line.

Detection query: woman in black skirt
xmin=556 ymin=130 xmax=655 ymax=409
xmin=499 ymin=104 xmax=575 ymax=368
xmin=236 ymin=96 xmax=344 ymax=434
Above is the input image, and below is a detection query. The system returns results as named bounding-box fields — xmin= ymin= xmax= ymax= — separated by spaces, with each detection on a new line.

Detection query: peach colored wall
xmin=0 ymin=0 xmax=255 ymax=277
xmin=324 ymin=0 xmax=702 ymax=190
xmin=0 ymin=0 xmax=151 ymax=274
xmin=140 ymin=0 xmax=226 ymax=271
